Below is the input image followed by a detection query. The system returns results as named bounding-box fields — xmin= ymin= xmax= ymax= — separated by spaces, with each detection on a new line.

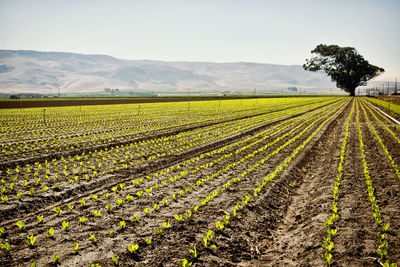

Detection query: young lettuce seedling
xmin=53 ymin=207 xmax=62 ymax=216
xmin=119 ymin=221 xmax=126 ymax=230
xmin=189 ymin=246 xmax=201 ymax=259
xmin=112 ymin=255 xmax=119 ymax=266
xmin=72 ymin=242 xmax=79 ymax=254
xmin=0 ymin=242 xmax=10 ymax=256
xmin=116 ymin=198 xmax=124 ymax=207
xmin=144 ymin=208 xmax=150 ymax=217
xmin=174 ymin=214 xmax=184 ymax=223
xmin=16 ymin=221 xmax=25 ymax=231
xmin=62 ymin=221 xmax=70 ymax=232
xmin=127 ymin=244 xmax=139 ymax=254
xmin=26 ymin=233 xmax=36 ymax=248
xmin=216 ymin=221 xmax=224 ymax=231
xmin=180 ymin=259 xmax=192 ymax=267
xmin=89 ymin=233 xmax=96 ymax=244
xmin=155 ymin=227 xmax=164 ymax=235
xmin=153 ymin=204 xmax=160 ymax=212
xmin=109 ymin=229 xmax=115 ymax=238
xmin=162 ymin=221 xmax=170 ymax=229
xmin=52 ymin=254 xmax=60 ymax=264
xmin=79 ymin=216 xmax=87 ymax=225
xmin=106 ymin=203 xmax=112 ymax=213
xmin=47 ymin=227 xmax=54 ymax=238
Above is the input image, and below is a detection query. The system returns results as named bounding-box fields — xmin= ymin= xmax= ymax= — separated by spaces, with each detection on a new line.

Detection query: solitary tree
xmin=303 ymin=44 xmax=384 ymax=96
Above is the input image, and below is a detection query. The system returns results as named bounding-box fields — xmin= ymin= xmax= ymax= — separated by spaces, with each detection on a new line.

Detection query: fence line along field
xmin=0 ymin=97 xmax=399 ymax=266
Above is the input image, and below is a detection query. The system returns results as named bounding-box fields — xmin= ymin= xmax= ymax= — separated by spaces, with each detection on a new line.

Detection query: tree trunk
xmin=349 ymin=87 xmax=356 ymax=96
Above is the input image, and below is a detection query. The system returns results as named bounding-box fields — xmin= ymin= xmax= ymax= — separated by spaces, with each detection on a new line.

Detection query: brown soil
xmin=0 ymin=98 xmax=399 ymax=267
xmin=1 ymin=97 xmax=248 ymax=109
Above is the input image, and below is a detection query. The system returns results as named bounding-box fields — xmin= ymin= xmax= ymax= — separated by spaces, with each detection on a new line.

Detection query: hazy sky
xmin=1 ymin=0 xmax=399 ymax=80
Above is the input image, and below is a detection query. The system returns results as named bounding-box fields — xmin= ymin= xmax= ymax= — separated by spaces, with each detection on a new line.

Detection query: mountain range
xmin=0 ymin=50 xmax=338 ymax=95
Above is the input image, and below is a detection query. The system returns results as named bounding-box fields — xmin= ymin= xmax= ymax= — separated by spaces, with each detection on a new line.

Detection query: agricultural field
xmin=0 ymin=97 xmax=399 ymax=266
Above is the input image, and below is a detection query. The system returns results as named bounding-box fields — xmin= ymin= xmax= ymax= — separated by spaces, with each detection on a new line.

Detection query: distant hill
xmin=0 ymin=50 xmax=337 ymax=95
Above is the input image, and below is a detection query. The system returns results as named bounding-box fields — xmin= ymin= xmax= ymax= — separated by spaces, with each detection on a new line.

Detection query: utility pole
xmin=388 ymin=82 xmax=390 ymax=95
xmin=395 ymin=77 xmax=398 ymax=95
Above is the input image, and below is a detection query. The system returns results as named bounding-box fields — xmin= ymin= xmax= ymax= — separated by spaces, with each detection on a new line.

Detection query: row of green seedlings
xmin=179 ymin=100 xmax=349 ymax=265
xmin=359 ymin=101 xmax=400 ymax=180
xmin=356 ymin=100 xmax=396 ymax=267
xmin=321 ymin=100 xmax=354 ymax=264
xmin=364 ymin=99 xmax=400 ymax=131
xmin=361 ymin=99 xmax=400 ymax=144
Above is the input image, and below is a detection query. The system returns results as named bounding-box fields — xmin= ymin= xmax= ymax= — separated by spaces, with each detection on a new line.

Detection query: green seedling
xmin=180 ymin=259 xmax=192 ymax=267
xmin=72 ymin=242 xmax=79 ymax=254
xmin=116 ymin=198 xmax=124 ymax=207
xmin=109 ymin=229 xmax=114 ymax=238
xmin=47 ymin=227 xmax=54 ymax=238
xmin=119 ymin=220 xmax=126 ymax=230
xmin=16 ymin=221 xmax=25 ymax=231
xmin=79 ymin=216 xmax=87 ymax=225
xmin=52 ymin=254 xmax=60 ymax=264
xmin=62 ymin=221 xmax=70 ymax=232
xmin=26 ymin=233 xmax=36 ymax=248
xmin=144 ymin=208 xmax=150 ymax=217
xmin=89 ymin=233 xmax=96 ymax=244
xmin=155 ymin=226 xmax=164 ymax=235
xmin=0 ymin=242 xmax=10 ymax=256
xmin=127 ymin=244 xmax=139 ymax=254
xmin=112 ymin=255 xmax=119 ymax=266
xmin=175 ymin=214 xmax=184 ymax=223
xmin=106 ymin=203 xmax=112 ymax=213
xmin=53 ymin=207 xmax=62 ymax=216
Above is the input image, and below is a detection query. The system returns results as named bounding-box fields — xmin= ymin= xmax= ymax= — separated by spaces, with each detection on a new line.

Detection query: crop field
xmin=0 ymin=97 xmax=399 ymax=266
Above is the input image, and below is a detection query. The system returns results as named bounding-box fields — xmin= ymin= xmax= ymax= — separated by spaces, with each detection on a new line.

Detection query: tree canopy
xmin=303 ymin=44 xmax=384 ymax=96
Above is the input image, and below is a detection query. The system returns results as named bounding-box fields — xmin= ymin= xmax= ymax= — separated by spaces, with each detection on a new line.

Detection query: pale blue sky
xmin=1 ymin=0 xmax=399 ymax=79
